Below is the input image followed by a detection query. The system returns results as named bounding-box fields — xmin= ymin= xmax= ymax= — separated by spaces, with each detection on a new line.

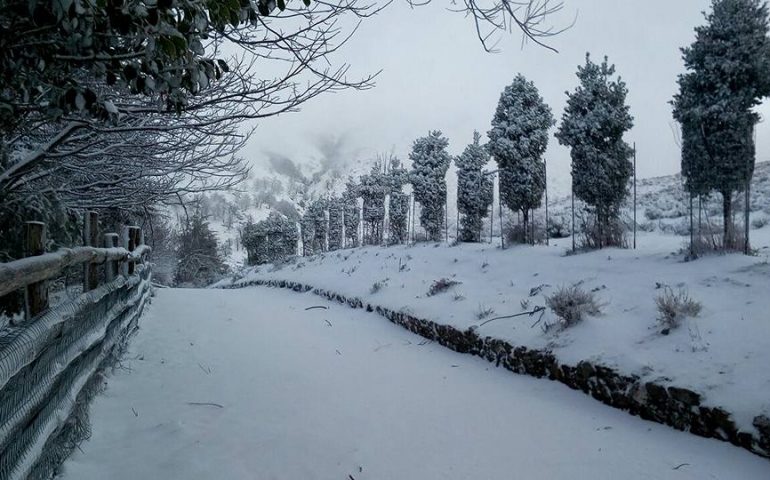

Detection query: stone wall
xmin=221 ymin=278 xmax=770 ymax=460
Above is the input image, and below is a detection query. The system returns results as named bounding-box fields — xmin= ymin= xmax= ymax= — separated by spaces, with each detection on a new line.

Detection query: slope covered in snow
xmin=59 ymin=288 xmax=769 ymax=479
xmin=220 ymin=228 xmax=770 ymax=438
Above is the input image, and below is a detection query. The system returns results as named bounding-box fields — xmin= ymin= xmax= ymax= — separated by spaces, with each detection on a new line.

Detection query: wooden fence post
xmin=104 ymin=233 xmax=119 ymax=282
xmin=127 ymin=226 xmax=139 ymax=275
xmin=120 ymin=226 xmax=131 ymax=276
xmin=83 ymin=211 xmax=99 ymax=292
xmin=24 ymin=221 xmax=48 ymax=319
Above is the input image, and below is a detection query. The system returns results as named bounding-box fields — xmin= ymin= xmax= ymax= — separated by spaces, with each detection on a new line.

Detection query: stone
xmin=667 ymin=387 xmax=701 ymax=406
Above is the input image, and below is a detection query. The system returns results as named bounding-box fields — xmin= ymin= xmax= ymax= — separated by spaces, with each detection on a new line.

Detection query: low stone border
xmin=220 ymin=278 xmax=770 ymax=460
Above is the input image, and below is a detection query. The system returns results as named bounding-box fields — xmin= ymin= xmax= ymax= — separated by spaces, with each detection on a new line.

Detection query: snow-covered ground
xmin=220 ymin=227 xmax=770 ymax=437
xmin=59 ymin=288 xmax=769 ymax=479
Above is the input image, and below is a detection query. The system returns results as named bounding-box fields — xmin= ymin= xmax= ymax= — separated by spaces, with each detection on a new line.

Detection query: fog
xmin=244 ymin=0 xmax=770 ymax=194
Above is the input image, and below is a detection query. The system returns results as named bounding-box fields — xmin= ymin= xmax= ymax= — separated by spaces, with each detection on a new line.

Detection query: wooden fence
xmin=0 ymin=212 xmax=152 ymax=480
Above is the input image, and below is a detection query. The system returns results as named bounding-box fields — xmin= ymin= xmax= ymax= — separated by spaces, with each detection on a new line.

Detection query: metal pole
xmin=411 ymin=194 xmax=416 ymax=244
xmin=543 ymin=159 xmax=549 ymax=245
xmin=690 ymin=194 xmax=694 ymax=259
xmin=571 ymin=181 xmax=576 ymax=253
xmin=498 ymin=172 xmax=504 ymax=249
xmin=633 ymin=142 xmax=637 ymax=250
xmin=445 ymin=194 xmax=449 ymax=244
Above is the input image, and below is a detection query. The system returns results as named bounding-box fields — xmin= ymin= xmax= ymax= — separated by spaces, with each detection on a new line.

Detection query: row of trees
xmin=240 ymin=51 xmax=637 ymax=262
xmin=241 ymin=0 xmax=770 ymax=264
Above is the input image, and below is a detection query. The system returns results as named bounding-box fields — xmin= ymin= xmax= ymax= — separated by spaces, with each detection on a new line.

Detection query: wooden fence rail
xmin=0 ymin=212 xmax=153 ymax=480
xmin=0 ymin=213 xmax=151 ymax=306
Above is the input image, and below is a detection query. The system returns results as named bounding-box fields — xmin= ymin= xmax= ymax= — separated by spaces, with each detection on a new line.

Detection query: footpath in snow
xmin=60 ymin=287 xmax=769 ymax=479
xmin=219 ymin=230 xmax=770 ymax=441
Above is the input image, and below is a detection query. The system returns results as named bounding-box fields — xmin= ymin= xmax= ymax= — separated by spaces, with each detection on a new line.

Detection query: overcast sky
xmin=244 ymin=0 xmax=770 ymax=194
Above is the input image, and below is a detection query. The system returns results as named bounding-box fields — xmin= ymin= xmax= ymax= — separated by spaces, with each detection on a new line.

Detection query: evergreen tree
xmin=409 ymin=131 xmax=451 ymax=242
xmin=359 ymin=163 xmax=387 ymax=245
xmin=242 ymin=212 xmax=298 ymax=264
xmin=556 ymin=54 xmax=634 ymax=248
xmin=386 ymin=157 xmax=409 ymax=244
xmin=487 ymin=75 xmax=554 ymax=244
xmin=176 ymin=213 xmax=227 ymax=286
xmin=328 ymin=197 xmax=344 ymax=251
xmin=309 ymin=198 xmax=328 ymax=253
xmin=343 ymin=178 xmax=360 ymax=248
xmin=456 ymin=131 xmax=493 ymax=242
xmin=672 ymin=0 xmax=770 ymax=247
xmin=389 ymin=192 xmax=409 ymax=244
xmin=300 ymin=208 xmax=315 ymax=256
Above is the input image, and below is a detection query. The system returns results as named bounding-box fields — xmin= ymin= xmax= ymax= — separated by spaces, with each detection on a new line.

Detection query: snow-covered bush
xmin=547 ymin=212 xmax=572 ymax=239
xmin=556 ymin=54 xmax=634 ymax=249
xmin=427 ymin=278 xmax=461 ymax=297
xmin=410 ymin=131 xmax=451 ymax=242
xmin=546 ymin=285 xmax=601 ymax=327
xmin=655 ymin=287 xmax=702 ymax=333
xmin=488 ymin=75 xmax=554 ymax=244
xmin=456 ymin=131 xmax=493 ymax=242
xmin=751 ymin=216 xmax=769 ymax=229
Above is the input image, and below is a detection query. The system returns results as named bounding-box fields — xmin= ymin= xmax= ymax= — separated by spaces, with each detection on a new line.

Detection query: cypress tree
xmin=556 ymin=54 xmax=634 ymax=249
xmin=409 ymin=131 xmax=451 ymax=242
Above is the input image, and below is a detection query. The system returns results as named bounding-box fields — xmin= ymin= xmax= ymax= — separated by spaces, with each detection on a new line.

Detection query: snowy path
xmin=59 ymin=288 xmax=769 ymax=480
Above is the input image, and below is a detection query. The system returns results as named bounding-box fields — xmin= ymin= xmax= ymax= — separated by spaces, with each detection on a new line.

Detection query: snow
xmin=220 ymin=228 xmax=770 ymax=435
xmin=59 ymin=288 xmax=769 ymax=479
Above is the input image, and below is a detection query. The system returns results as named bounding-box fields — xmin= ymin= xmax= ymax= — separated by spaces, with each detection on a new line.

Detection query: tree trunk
xmin=722 ymin=190 xmax=733 ymax=250
xmin=521 ymin=209 xmax=529 ymax=244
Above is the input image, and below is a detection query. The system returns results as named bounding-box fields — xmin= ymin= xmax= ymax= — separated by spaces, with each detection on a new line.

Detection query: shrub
xmin=751 ymin=216 xmax=769 ymax=230
xmin=476 ymin=304 xmax=495 ymax=320
xmin=427 ymin=278 xmax=461 ymax=296
xmin=655 ymin=287 xmax=701 ymax=332
xmin=545 ymin=285 xmax=601 ymax=327
xmin=370 ymin=280 xmax=387 ymax=294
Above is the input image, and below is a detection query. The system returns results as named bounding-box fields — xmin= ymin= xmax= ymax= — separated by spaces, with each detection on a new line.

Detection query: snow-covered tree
xmin=409 ymin=131 xmax=451 ymax=242
xmin=389 ymin=193 xmax=409 ymax=244
xmin=308 ymin=199 xmax=328 ymax=253
xmin=176 ymin=213 xmax=227 ymax=286
xmin=556 ymin=54 xmax=634 ymax=248
xmin=456 ymin=131 xmax=493 ymax=242
xmin=386 ymin=157 xmax=409 ymax=244
xmin=672 ymin=0 xmax=770 ymax=248
xmin=242 ymin=212 xmax=298 ymax=264
xmin=328 ymin=197 xmax=344 ymax=251
xmin=487 ymin=76 xmax=554 ymax=244
xmin=359 ymin=163 xmax=388 ymax=245
xmin=300 ymin=208 xmax=315 ymax=256
xmin=343 ymin=178 xmax=360 ymax=248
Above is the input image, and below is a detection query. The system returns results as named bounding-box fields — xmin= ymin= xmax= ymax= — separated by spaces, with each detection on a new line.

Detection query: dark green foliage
xmin=410 ymin=131 xmax=451 ymax=242
xmin=487 ymin=75 xmax=554 ymax=244
xmin=556 ymin=54 xmax=634 ymax=248
xmin=389 ymin=192 xmax=409 ymax=244
xmin=672 ymin=0 xmax=770 ymax=247
xmin=359 ymin=165 xmax=387 ymax=245
xmin=175 ymin=213 xmax=227 ymax=287
xmin=343 ymin=178 xmax=360 ymax=248
xmin=0 ymin=0 xmax=284 ymax=133
xmin=456 ymin=132 xmax=493 ymax=242
xmin=328 ymin=198 xmax=344 ymax=251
